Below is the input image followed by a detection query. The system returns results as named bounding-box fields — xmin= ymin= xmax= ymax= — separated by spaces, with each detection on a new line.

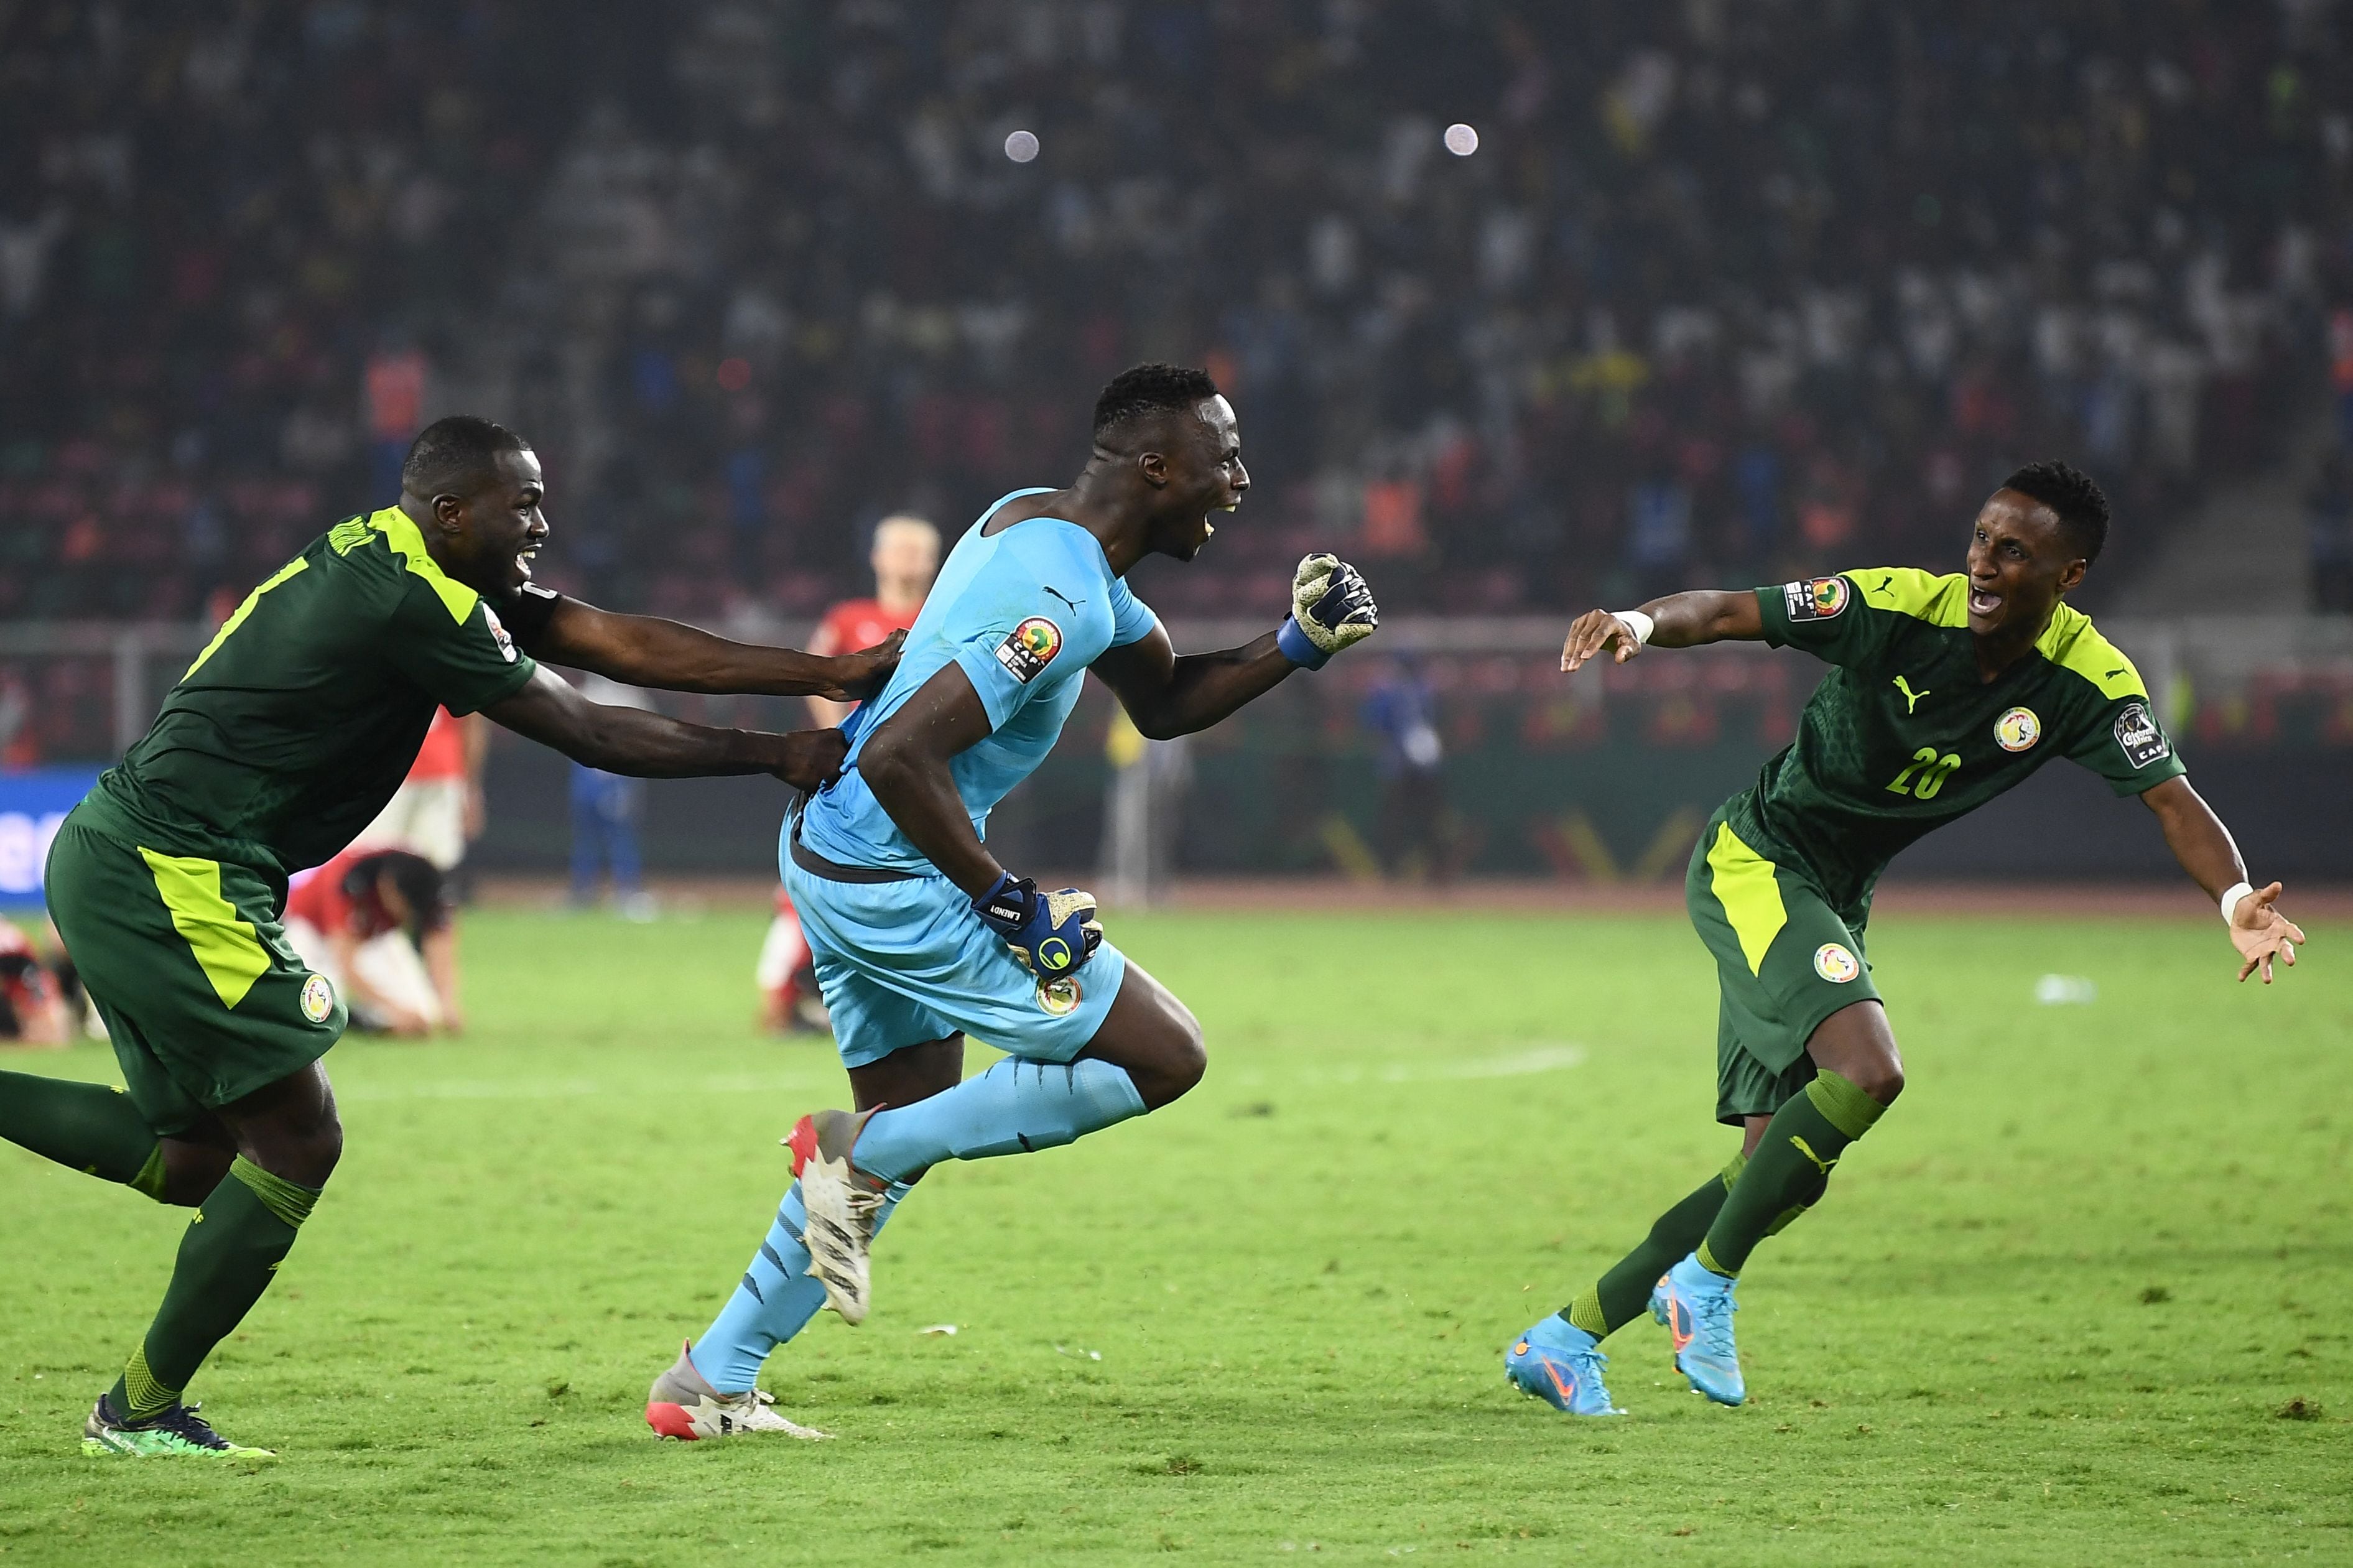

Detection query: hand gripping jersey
xmin=797 ymin=489 xmax=1160 ymax=873
xmin=74 ymin=508 xmax=557 ymax=876
xmin=1732 ymin=567 xmax=2186 ymax=916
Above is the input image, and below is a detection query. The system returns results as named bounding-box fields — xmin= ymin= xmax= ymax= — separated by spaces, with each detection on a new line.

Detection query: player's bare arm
xmin=529 ymin=596 xmax=903 ymax=701
xmin=2139 ymin=774 xmax=2307 ymax=984
xmin=1560 ymin=590 xmax=1763 ymax=672
xmin=855 ymin=663 xmax=1005 ymax=894
xmin=484 ymin=666 xmax=847 ymax=790
xmin=1090 ymin=626 xmax=1291 ymax=738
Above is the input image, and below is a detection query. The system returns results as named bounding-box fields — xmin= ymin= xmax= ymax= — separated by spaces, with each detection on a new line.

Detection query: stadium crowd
xmin=1 ymin=0 xmax=2348 ymax=654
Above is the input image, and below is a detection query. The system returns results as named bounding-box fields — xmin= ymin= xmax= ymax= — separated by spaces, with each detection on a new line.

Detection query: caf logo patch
xmin=1784 ymin=576 xmax=1849 ymax=621
xmin=1037 ymin=976 xmax=1082 ymax=1016
xmin=300 ymin=972 xmax=336 ymax=1024
xmin=1813 ymin=944 xmax=1860 ymax=983
xmin=1994 ymin=705 xmax=2041 ymax=752
xmin=994 ymin=616 xmax=1062 ymax=684
xmin=2113 ymin=702 xmax=2170 ymax=769
xmin=482 ymin=603 xmax=518 ymax=663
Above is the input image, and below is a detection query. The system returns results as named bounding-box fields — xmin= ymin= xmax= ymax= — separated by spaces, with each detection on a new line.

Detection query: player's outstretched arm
xmin=530 ymin=596 xmax=903 ymax=700
xmin=1560 ymin=590 xmax=1763 ymax=672
xmin=2139 ymin=775 xmax=2307 ymax=984
xmin=483 ymin=666 xmax=847 ymax=789
xmin=1096 ymin=553 xmax=1381 ymax=738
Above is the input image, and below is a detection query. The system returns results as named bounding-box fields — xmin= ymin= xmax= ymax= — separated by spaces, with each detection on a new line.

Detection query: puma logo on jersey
xmin=1042 ymin=585 xmax=1087 ymax=615
xmin=1892 ymin=676 xmax=1930 ymax=714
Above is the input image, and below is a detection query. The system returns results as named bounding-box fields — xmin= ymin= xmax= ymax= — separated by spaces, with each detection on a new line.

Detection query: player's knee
xmin=1852 ymin=1053 xmax=1904 ymax=1106
xmin=1138 ymin=1001 xmax=1207 ymax=1108
xmin=255 ymin=1110 xmax=345 ymax=1189
xmin=1165 ymin=1003 xmax=1207 ymax=1097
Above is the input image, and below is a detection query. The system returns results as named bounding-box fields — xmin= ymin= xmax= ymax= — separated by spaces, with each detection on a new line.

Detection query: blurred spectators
xmin=2 ymin=1 xmax=2350 ymax=633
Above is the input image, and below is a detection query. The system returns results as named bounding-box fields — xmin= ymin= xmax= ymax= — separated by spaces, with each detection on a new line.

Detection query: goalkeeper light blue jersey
xmin=795 ymin=489 xmax=1161 ymax=874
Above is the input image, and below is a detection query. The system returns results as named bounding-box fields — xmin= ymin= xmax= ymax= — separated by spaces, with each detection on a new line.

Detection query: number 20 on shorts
xmin=1885 ymin=746 xmax=1961 ymax=800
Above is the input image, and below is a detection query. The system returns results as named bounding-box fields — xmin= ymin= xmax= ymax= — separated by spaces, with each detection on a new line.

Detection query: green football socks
xmin=109 ymin=1156 xmax=321 ymax=1419
xmin=1697 ymin=1070 xmax=1886 ymax=1278
xmin=0 ymin=1070 xmax=167 ymax=1198
xmin=1564 ymin=1155 xmax=1743 ymax=1338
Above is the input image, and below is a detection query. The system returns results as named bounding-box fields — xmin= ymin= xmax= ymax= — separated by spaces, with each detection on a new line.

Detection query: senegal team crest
xmin=1994 ymin=705 xmax=2041 ymax=753
xmin=300 ymin=972 xmax=336 ymax=1024
xmin=995 ymin=616 xmax=1063 ymax=684
xmin=1812 ymin=944 xmax=1860 ymax=983
xmin=1784 ymin=577 xmax=1849 ymax=621
xmin=1037 ymin=975 xmax=1082 ymax=1016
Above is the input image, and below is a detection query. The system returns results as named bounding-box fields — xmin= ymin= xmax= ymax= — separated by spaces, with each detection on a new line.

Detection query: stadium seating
xmin=0 ymin=2 xmax=2340 ymax=633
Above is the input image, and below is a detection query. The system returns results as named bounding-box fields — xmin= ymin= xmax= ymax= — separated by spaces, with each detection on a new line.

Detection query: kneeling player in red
xmin=1505 ymin=462 xmax=2307 ymax=1416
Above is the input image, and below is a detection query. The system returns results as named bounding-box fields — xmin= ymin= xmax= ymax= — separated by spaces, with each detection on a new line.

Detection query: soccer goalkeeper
xmin=644 ymin=363 xmax=1381 ymax=1440
xmin=1505 ymin=462 xmax=2306 ymax=1416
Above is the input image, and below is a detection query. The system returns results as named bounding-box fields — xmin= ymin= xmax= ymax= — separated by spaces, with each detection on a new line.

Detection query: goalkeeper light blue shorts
xmin=783 ymin=851 xmax=1128 ymax=1070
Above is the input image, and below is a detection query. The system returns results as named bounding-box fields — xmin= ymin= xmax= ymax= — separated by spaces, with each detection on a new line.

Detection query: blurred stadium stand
xmin=4 ymin=2 xmax=2352 ymax=884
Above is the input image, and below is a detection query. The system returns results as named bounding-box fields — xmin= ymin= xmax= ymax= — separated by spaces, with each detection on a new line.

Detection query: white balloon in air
xmin=1444 ymin=123 xmax=1478 ymax=156
xmin=1005 ymin=129 xmax=1041 ymax=163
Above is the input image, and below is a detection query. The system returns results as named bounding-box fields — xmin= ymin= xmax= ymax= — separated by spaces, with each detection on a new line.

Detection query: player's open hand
xmin=825 ymin=629 xmax=906 ymax=701
xmin=2229 ymin=881 xmax=2306 ymax=984
xmin=1561 ymin=610 xmax=1645 ymax=673
xmin=772 ymin=728 xmax=850 ymax=791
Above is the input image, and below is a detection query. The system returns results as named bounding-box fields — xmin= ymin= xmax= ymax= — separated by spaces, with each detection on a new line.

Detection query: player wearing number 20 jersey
xmin=1506 ymin=461 xmax=2304 ymax=1420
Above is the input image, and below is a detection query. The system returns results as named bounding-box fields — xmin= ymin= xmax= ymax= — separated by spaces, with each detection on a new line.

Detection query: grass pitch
xmin=1 ymin=901 xmax=2347 ymax=1565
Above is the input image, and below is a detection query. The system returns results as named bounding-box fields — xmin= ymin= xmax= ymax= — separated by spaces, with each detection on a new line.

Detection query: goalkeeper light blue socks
xmin=690 ymin=1176 xmax=909 ymax=1393
xmin=850 ymin=1057 xmax=1147 ymax=1184
xmin=689 ymin=1057 xmax=1144 ymax=1394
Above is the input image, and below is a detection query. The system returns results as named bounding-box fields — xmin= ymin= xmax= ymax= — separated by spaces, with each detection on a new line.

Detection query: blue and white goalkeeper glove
xmin=1277 ymin=553 xmax=1380 ymax=669
xmin=972 ymin=873 xmax=1104 ymax=977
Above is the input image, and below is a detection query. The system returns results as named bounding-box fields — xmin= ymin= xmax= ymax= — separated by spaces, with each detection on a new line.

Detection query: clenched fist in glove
xmin=1276 ymin=554 xmax=1381 ymax=669
xmin=972 ymin=873 xmax=1105 ymax=977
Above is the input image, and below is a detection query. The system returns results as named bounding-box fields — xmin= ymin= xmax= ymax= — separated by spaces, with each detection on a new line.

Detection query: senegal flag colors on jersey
xmin=1729 ymin=566 xmax=2186 ymax=919
xmin=74 ymin=508 xmax=541 ymax=878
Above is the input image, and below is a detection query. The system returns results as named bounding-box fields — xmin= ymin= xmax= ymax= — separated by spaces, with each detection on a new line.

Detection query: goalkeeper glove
xmin=1276 ymin=554 xmax=1380 ymax=669
xmin=972 ymin=873 xmax=1104 ymax=977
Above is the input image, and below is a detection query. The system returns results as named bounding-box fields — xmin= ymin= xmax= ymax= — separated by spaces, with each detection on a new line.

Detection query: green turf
xmin=1 ymin=904 xmax=2346 ymax=1564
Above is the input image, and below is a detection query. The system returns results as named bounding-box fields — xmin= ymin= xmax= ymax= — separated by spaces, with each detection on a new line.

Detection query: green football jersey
xmin=1727 ymin=567 xmax=2187 ymax=917
xmin=76 ymin=506 xmax=541 ymax=876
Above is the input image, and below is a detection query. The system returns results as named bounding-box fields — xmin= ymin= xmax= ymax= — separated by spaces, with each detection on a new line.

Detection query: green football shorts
xmin=1684 ymin=806 xmax=1882 ymax=1126
xmin=44 ymin=811 xmax=345 ymax=1135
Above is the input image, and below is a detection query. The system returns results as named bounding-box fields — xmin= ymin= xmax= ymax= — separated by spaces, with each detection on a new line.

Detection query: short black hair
xmin=2001 ymin=460 xmax=2109 ymax=565
xmin=1092 ymin=362 xmax=1220 ymax=440
xmin=346 ymin=850 xmax=449 ymax=945
xmin=402 ymin=415 xmax=530 ymax=499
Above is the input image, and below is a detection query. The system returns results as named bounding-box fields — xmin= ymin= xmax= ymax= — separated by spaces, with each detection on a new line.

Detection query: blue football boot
xmin=1651 ymin=1254 xmax=1745 ymax=1406
xmin=1505 ymin=1315 xmax=1624 ymax=1416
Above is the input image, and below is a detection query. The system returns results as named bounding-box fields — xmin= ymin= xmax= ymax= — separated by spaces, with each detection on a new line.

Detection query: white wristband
xmin=1614 ymin=610 xmax=1655 ymax=646
xmin=2219 ymin=880 xmax=2253 ymax=926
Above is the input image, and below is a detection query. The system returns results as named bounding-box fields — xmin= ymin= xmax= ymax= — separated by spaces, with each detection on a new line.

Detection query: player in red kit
xmin=760 ymin=516 xmax=942 ymax=1033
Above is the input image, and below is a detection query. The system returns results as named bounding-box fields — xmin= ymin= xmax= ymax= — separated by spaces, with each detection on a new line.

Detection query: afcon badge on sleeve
xmin=1783 ymin=577 xmax=1849 ymax=622
xmin=1994 ymin=705 xmax=2041 ymax=752
xmin=2114 ymin=702 xmax=2171 ymax=769
xmin=995 ymin=616 xmax=1063 ymax=684
xmin=1037 ymin=976 xmax=1082 ymax=1016
xmin=482 ymin=603 xmax=518 ymax=664
xmin=1812 ymin=943 xmax=1860 ymax=983
xmin=300 ymin=972 xmax=336 ymax=1024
